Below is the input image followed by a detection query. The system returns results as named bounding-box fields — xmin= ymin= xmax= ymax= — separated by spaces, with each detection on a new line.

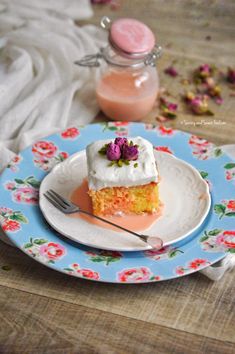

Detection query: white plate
xmin=39 ymin=151 xmax=211 ymax=251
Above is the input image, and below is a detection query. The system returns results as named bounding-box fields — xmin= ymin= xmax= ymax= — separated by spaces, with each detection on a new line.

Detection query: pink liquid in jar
xmin=96 ymin=67 xmax=159 ymax=121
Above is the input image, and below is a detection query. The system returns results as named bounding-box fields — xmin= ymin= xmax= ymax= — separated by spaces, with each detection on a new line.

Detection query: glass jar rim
xmin=101 ymin=45 xmax=161 ymax=68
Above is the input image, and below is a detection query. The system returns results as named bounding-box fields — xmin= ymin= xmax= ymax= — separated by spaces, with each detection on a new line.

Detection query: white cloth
xmin=0 ymin=0 xmax=106 ymax=173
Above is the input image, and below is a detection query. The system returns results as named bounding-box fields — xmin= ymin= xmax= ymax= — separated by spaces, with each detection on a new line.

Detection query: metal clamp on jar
xmin=75 ymin=17 xmax=162 ymax=121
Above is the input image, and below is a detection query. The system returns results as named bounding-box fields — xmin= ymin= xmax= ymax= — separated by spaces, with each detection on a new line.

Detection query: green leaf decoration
xmin=200 ymin=171 xmax=208 ymax=179
xmin=168 ymin=249 xmax=184 ymax=258
xmin=214 ymin=204 xmax=226 ymax=215
xmin=33 ymin=238 xmax=48 ymax=245
xmin=64 ymin=268 xmax=74 ymax=271
xmin=225 ymin=212 xmax=235 ymax=217
xmin=200 ymin=235 xmax=209 ymax=242
xmin=15 ymin=178 xmax=24 ymax=184
xmin=214 ymin=148 xmax=222 ymax=157
xmin=48 ymin=260 xmax=55 ymax=264
xmin=26 ymin=177 xmax=40 ymax=189
xmin=228 ymin=248 xmax=235 ymax=253
xmin=224 ymin=163 xmax=235 ymax=170
xmin=208 ymin=229 xmax=222 ymax=236
xmin=90 ymin=257 xmax=104 ymax=263
xmin=106 ymin=257 xmax=120 ymax=265
xmin=24 ymin=243 xmax=33 ymax=249
xmin=9 ymin=213 xmax=28 ymax=224
xmin=108 ymin=127 xmax=117 ymax=131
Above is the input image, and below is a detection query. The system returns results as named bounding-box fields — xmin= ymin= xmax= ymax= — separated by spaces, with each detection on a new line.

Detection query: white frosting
xmin=86 ymin=136 xmax=158 ymax=191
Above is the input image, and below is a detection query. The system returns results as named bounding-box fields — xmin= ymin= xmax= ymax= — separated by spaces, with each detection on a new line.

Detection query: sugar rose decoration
xmin=99 ymin=138 xmax=139 ymax=168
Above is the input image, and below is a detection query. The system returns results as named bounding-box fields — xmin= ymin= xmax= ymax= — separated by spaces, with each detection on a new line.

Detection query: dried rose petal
xmin=184 ymin=92 xmax=213 ymax=115
xmin=122 ymin=144 xmax=139 ymax=161
xmin=159 ymin=97 xmax=178 ymax=119
xmin=194 ymin=64 xmax=215 ymax=84
xmin=227 ymin=68 xmax=235 ymax=84
xmin=156 ymin=115 xmax=168 ymax=123
xmin=106 ymin=143 xmax=121 ymax=161
xmin=215 ymin=97 xmax=224 ymax=105
xmin=164 ymin=66 xmax=178 ymax=77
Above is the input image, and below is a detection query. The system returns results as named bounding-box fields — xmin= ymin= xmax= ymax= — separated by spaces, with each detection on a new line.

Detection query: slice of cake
xmin=86 ymin=136 xmax=159 ymax=216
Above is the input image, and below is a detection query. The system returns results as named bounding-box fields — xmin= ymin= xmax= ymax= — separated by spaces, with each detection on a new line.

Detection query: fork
xmin=43 ymin=189 xmax=163 ymax=250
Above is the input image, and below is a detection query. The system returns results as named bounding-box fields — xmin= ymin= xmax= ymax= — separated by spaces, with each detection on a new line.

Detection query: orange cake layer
xmin=88 ymin=182 xmax=159 ymax=216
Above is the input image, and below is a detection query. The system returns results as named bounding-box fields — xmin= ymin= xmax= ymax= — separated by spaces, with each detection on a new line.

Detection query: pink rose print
xmin=117 ymin=267 xmax=161 ymax=283
xmin=188 ymin=258 xmax=209 ymax=269
xmin=144 ymin=124 xmax=176 ymax=136
xmin=216 ymin=231 xmax=235 ymax=249
xmin=113 ymin=122 xmax=129 ymax=126
xmin=2 ymin=219 xmax=21 ymax=232
xmin=7 ymin=155 xmax=22 ymax=172
xmin=189 ymin=135 xmax=222 ymax=160
xmin=227 ymin=200 xmax=235 ymax=210
xmin=23 ymin=238 xmax=66 ymax=264
xmin=5 ymin=182 xmax=16 ymax=190
xmin=32 ymin=141 xmax=57 ymax=158
xmin=224 ymin=163 xmax=235 ymax=183
xmin=39 ymin=242 xmax=66 ymax=260
xmin=157 ymin=125 xmax=174 ymax=136
xmin=13 ymin=187 xmax=39 ymax=205
xmin=5 ymin=176 xmax=40 ymax=205
xmin=200 ymin=229 xmax=235 ymax=253
xmin=214 ymin=199 xmax=235 ymax=219
xmin=0 ymin=207 xmax=28 ymax=233
xmin=102 ymin=122 xmax=129 ymax=137
xmin=64 ymin=263 xmax=100 ymax=280
xmin=59 ymin=152 xmax=69 ymax=159
xmin=0 ymin=207 xmax=13 ymax=215
xmin=155 ymin=146 xmax=173 ymax=154
xmin=144 ymin=246 xmax=183 ymax=261
xmin=61 ymin=127 xmax=80 ymax=139
xmin=175 ymin=266 xmax=185 ymax=275
xmin=32 ymin=141 xmax=69 ymax=171
xmin=175 ymin=258 xmax=210 ymax=276
xmin=86 ymin=250 xmax=122 ymax=266
xmin=77 ymin=268 xmax=100 ymax=280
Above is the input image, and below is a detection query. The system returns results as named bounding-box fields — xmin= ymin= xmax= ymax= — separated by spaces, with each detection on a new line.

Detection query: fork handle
xmin=77 ymin=209 xmax=163 ymax=249
xmin=77 ymin=209 xmax=142 ymax=237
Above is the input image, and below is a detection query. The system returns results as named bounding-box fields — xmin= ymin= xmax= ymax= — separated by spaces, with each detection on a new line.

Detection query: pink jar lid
xmin=110 ymin=18 xmax=155 ymax=57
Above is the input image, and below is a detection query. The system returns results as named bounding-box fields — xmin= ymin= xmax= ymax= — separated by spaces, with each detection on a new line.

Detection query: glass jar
xmin=75 ymin=17 xmax=162 ymax=122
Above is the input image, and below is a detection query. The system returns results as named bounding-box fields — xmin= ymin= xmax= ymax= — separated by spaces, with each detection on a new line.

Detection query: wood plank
xmin=0 ymin=285 xmax=234 ymax=354
xmin=0 ymin=243 xmax=234 ymax=343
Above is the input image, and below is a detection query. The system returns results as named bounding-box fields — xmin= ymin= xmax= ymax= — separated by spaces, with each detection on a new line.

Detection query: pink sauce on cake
xmin=70 ymin=179 xmax=163 ymax=233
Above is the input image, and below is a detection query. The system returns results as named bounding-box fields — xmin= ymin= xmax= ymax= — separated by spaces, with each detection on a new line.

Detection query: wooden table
xmin=0 ymin=1 xmax=234 ymax=353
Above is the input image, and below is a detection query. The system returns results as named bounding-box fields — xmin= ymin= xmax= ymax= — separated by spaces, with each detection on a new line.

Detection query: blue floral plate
xmin=0 ymin=122 xmax=234 ymax=283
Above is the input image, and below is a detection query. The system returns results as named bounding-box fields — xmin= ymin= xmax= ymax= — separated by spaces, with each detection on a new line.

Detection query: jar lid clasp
xmin=74 ymin=52 xmax=103 ymax=67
